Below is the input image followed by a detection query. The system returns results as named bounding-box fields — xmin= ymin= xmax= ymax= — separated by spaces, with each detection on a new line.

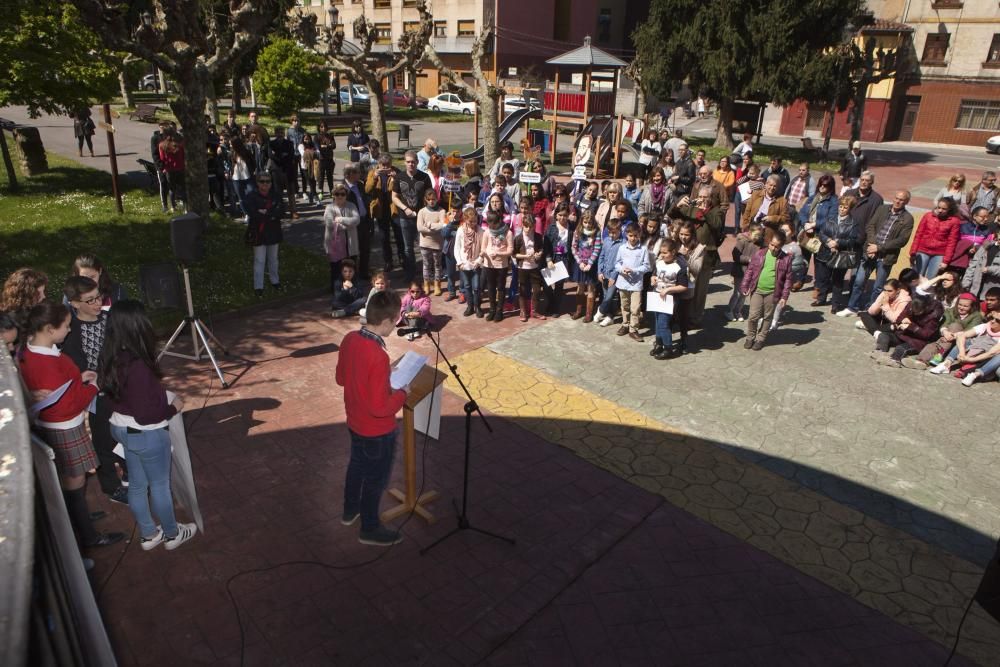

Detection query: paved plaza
xmin=9 ymin=104 xmax=999 ymax=664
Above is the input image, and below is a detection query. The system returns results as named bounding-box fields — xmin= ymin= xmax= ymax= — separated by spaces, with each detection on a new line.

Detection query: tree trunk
xmin=850 ymin=91 xmax=867 ymax=147
xmin=170 ymin=69 xmax=211 ymax=216
xmin=232 ymin=73 xmax=242 ymax=113
xmin=480 ymin=94 xmax=499 ymax=166
xmin=821 ymin=102 xmax=835 ymax=156
xmin=367 ymin=76 xmax=390 ymax=152
xmin=713 ymin=98 xmax=735 ymax=149
xmin=635 ymin=87 xmax=646 ymax=117
xmin=119 ymin=71 xmax=135 ymax=108
xmin=157 ymin=68 xmax=168 ymax=95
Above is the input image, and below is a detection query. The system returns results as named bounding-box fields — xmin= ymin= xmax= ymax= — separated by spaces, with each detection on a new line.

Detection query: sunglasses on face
xmin=334 ymin=192 xmax=347 ymax=197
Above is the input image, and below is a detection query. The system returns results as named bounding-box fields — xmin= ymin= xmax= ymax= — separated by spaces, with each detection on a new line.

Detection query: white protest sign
xmin=519 ymin=171 xmax=542 ymax=184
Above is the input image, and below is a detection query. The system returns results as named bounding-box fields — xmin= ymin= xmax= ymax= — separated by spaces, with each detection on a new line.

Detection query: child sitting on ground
xmin=397 ymin=281 xmax=435 ymax=340
xmin=359 ymin=271 xmax=387 ymax=325
xmin=331 ymin=259 xmax=366 ymax=319
xmin=928 ymin=305 xmax=1000 ymax=386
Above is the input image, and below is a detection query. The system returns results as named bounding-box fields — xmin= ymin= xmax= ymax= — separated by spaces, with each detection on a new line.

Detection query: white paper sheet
xmin=646 ymin=291 xmax=675 ymax=314
xmin=541 ymin=261 xmax=570 ymax=286
xmin=391 ymin=351 xmax=428 ymax=390
xmin=29 ymin=379 xmax=72 ymax=417
xmin=738 ymin=181 xmax=754 ymax=202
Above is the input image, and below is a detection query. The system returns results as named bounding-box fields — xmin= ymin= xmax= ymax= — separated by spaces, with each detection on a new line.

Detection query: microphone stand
xmin=419 ymin=327 xmax=515 ymax=556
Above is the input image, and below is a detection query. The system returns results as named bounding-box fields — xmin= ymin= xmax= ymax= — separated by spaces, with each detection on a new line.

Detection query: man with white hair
xmin=840 ymin=141 xmax=867 ymax=190
xmin=417 ymin=138 xmax=438 ymax=174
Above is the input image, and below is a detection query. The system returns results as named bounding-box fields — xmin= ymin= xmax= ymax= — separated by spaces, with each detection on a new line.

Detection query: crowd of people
xmin=140 ymin=109 xmax=1000 ymax=386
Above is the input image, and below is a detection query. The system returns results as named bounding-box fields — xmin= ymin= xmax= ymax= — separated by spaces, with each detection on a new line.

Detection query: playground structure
xmin=540 ymin=37 xmax=645 ymax=178
xmin=461 ymin=105 xmax=542 ymax=161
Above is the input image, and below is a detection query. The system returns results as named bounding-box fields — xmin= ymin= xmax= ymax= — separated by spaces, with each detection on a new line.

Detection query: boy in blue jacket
xmin=614 ymin=222 xmax=651 ymax=341
xmin=596 ymin=219 xmax=624 ymax=326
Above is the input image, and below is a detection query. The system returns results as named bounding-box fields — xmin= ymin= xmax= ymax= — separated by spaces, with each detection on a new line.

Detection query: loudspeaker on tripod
xmin=138 ymin=262 xmax=182 ymax=310
xmin=170 ymin=212 xmax=205 ymax=263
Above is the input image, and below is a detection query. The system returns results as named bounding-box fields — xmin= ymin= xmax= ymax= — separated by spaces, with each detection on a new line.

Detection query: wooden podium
xmin=380 ymin=361 xmax=446 ymax=524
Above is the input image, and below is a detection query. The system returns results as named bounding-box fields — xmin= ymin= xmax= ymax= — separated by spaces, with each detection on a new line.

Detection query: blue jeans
xmin=847 ymin=257 xmax=891 ymax=312
xmin=507 ymin=265 xmax=519 ymax=301
xmin=598 ymin=280 xmax=618 ymax=316
xmin=232 ymin=178 xmax=252 ymax=217
xmin=443 ymin=250 xmax=458 ymax=296
xmin=397 ymin=216 xmax=419 ymax=281
xmin=110 ymin=425 xmax=178 ymax=539
xmin=344 ymin=429 xmax=398 ymax=532
xmin=654 ymin=311 xmax=673 ymax=345
xmin=253 ymin=244 xmax=279 ymax=289
xmin=460 ymin=269 xmax=480 ymax=304
xmin=913 ymin=252 xmax=943 ymax=279
xmin=947 ymin=343 xmax=1000 ymax=378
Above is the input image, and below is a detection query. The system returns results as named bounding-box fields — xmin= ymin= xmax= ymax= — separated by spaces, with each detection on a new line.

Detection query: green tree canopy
xmin=633 ymin=0 xmax=866 ymax=148
xmin=254 ymin=38 xmax=328 ymax=118
xmin=0 ymin=1 xmax=120 ymax=116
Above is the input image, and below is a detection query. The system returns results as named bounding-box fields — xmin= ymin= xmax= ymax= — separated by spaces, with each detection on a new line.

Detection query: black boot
xmin=475 ymin=300 xmax=485 ymax=318
xmin=649 ymin=338 xmax=663 ymax=357
xmin=494 ymin=302 xmax=504 ymax=322
xmin=485 ymin=300 xmax=495 ymax=321
xmin=463 ymin=301 xmax=475 ymax=317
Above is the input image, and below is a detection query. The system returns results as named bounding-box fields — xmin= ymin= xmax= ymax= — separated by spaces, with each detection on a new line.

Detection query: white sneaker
xmin=962 ymin=371 xmax=981 ymax=387
xmin=164 ymin=522 xmax=197 ymax=551
xmin=737 ymin=316 xmax=745 ymax=322
xmin=599 ymin=315 xmax=614 ymax=327
xmin=836 ymin=309 xmax=856 ymax=317
xmin=873 ymin=332 xmax=886 ymax=349
xmin=854 ymin=320 xmax=865 ymax=330
xmin=928 ymin=363 xmax=951 ymax=375
xmin=141 ymin=526 xmax=164 ymax=551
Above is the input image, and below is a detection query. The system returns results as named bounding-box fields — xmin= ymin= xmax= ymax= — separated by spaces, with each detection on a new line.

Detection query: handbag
xmin=826 ymin=250 xmax=858 ymax=270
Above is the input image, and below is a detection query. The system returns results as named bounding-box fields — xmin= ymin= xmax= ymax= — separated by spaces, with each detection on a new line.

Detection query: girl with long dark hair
xmin=98 ymin=301 xmax=196 ymax=551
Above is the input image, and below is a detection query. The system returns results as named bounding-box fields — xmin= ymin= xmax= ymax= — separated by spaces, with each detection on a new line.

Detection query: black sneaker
xmin=108 ymin=487 xmax=129 ymax=505
xmin=341 ymin=510 xmax=360 ymax=526
xmin=359 ymin=527 xmax=403 ymax=547
xmin=83 ymin=532 xmax=126 ymax=548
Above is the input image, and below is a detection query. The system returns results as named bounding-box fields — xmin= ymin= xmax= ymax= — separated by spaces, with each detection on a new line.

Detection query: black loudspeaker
xmin=138 ymin=262 xmax=183 ymax=310
xmin=169 ymin=212 xmax=205 ymax=263
xmin=976 ymin=539 xmax=1000 ymax=622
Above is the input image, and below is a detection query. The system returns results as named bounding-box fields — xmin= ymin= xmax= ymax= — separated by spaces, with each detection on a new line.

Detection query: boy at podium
xmin=335 ymin=290 xmax=408 ymax=546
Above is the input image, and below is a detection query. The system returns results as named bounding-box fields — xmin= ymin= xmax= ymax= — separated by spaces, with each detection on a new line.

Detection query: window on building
xmin=986 ymin=34 xmax=1000 ymax=66
xmin=403 ymin=21 xmax=420 ymax=33
xmin=931 ymin=1 xmax=963 ymax=8
xmin=373 ymin=0 xmax=391 ymax=8
xmin=921 ymin=33 xmax=949 ymax=64
xmin=434 ymin=21 xmax=447 ymax=37
xmin=956 ymin=100 xmax=1000 ymax=131
xmin=330 ymin=0 xmax=343 ymax=5
xmin=403 ymin=0 xmax=418 ymax=6
xmin=553 ymin=0 xmax=571 ymax=41
xmin=457 ymin=20 xmax=475 ymax=37
xmin=805 ymin=106 xmax=826 ymax=131
xmin=375 ymin=23 xmax=392 ymax=44
xmin=597 ymin=8 xmax=612 ymax=43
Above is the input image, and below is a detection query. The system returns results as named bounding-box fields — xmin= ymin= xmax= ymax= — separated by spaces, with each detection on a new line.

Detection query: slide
xmin=461 ymin=107 xmax=542 ymax=161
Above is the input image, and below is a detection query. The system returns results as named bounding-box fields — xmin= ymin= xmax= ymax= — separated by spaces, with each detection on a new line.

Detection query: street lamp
xmin=327 ymin=7 xmax=339 ymax=28
xmin=141 ymin=10 xmax=152 ymax=27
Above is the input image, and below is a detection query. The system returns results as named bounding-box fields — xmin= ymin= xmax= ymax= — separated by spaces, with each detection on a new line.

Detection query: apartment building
xmin=778 ymin=0 xmax=1000 ymax=146
xmin=295 ymin=0 xmax=647 ymax=99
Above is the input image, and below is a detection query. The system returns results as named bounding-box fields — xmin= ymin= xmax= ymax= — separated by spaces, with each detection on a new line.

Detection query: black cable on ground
xmin=943 ymin=592 xmax=976 ymax=666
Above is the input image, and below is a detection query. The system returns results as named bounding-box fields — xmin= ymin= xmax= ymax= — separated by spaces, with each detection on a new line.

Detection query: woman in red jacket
xmin=19 ymin=302 xmax=124 ymax=548
xmin=910 ymin=198 xmax=961 ymax=279
xmin=158 ymin=132 xmax=186 ymax=212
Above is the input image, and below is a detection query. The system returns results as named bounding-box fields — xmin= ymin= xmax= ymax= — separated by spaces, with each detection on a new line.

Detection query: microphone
xmin=397 ymin=321 xmax=428 ymax=336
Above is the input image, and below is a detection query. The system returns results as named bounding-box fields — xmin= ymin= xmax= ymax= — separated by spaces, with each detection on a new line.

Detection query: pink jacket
xmin=867 ymin=290 xmax=911 ymax=322
xmin=397 ymin=294 xmax=435 ymax=327
xmin=480 ymin=229 xmax=513 ymax=269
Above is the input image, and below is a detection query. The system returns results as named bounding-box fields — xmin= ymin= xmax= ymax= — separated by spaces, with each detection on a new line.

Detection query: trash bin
xmin=397 ymin=123 xmax=411 ymax=148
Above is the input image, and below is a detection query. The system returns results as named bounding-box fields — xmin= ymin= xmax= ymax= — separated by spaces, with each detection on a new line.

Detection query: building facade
xmin=294 ymin=0 xmax=646 ymax=100
xmin=778 ymin=0 xmax=1000 ymax=147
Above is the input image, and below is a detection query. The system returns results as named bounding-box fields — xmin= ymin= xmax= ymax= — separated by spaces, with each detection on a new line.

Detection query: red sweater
xmin=19 ymin=347 xmax=98 ymax=424
xmin=911 ymin=212 xmax=960 ymax=259
xmin=336 ymin=330 xmax=406 ymax=437
xmin=159 ymin=145 xmax=185 ymax=173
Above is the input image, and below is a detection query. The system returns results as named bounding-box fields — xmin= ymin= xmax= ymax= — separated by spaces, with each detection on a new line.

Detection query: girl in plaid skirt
xmin=19 ymin=302 xmax=124 ymax=548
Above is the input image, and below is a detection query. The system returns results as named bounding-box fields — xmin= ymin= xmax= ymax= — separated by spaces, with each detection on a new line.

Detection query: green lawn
xmin=0 ymin=132 xmax=326 ymax=331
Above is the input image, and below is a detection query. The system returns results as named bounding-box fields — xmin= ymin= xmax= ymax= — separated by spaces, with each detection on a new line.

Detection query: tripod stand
xmin=158 ymin=265 xmax=229 ymax=388
xmin=419 ymin=329 xmax=515 ymax=556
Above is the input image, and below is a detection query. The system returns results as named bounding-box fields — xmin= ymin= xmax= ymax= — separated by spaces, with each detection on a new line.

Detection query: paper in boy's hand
xmin=646 ymin=291 xmax=674 ymax=314
xmin=541 ymin=261 xmax=569 ymax=286
xmin=391 ymin=351 xmax=428 ymax=390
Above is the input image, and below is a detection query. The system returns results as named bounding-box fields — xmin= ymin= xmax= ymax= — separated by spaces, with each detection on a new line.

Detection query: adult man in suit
xmin=344 ymin=163 xmax=373 ymax=279
xmin=843 ymin=190 xmax=915 ymax=314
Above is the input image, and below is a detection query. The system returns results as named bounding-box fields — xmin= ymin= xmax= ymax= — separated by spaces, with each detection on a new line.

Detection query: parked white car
xmin=986 ymin=135 xmax=1000 ymax=154
xmin=427 ymin=93 xmax=476 ymax=115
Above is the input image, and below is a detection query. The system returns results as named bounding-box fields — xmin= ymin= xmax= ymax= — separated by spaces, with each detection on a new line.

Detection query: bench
xmin=137 ymin=158 xmax=159 ymax=193
xmin=129 ymin=104 xmax=160 ymax=123
xmin=800 ymin=136 xmax=825 ymax=159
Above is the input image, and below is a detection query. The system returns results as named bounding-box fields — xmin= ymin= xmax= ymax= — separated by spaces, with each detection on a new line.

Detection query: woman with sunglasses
xmin=246 ymin=173 xmax=286 ymax=296
xmin=324 ymin=183 xmax=362 ymax=296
